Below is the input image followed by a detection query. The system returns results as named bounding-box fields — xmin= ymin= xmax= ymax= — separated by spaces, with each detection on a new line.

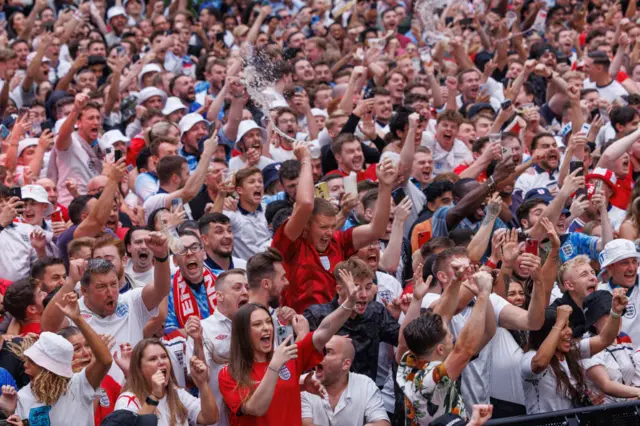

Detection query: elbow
xmin=200 ymin=411 xmax=219 ymax=425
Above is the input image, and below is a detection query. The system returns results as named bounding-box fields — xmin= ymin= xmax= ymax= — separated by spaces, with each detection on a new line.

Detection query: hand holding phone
xmin=525 ymin=239 xmax=538 ymax=255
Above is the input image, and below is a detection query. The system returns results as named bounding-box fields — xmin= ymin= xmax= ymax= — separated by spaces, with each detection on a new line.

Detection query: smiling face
xmin=250 ymin=308 xmax=274 ymax=356
xmin=506 ymin=281 xmax=525 ymax=308
xmin=67 ymin=333 xmax=92 ymax=372
xmin=21 ymin=199 xmax=47 ymax=226
xmin=556 ymin=324 xmax=573 ymax=353
xmin=42 ymin=263 xmax=67 ymax=293
xmin=203 ymin=221 xmax=234 ymax=257
xmin=335 ymin=139 xmax=364 ymax=173
xmin=435 ymin=119 xmax=460 ymax=151
xmin=608 ymin=257 xmax=639 ymax=288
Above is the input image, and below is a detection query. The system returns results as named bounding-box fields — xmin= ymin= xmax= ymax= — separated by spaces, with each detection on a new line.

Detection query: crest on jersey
xmin=115 ymin=302 xmax=129 ymax=318
xmin=278 ymin=365 xmax=291 ymax=380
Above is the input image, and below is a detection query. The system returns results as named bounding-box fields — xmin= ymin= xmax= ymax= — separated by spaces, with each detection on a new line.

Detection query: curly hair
xmin=30 ymin=368 xmax=71 ymax=405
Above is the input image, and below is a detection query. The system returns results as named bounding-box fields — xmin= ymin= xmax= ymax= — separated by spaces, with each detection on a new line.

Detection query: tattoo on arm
xmin=481 ymin=203 xmax=500 ymax=227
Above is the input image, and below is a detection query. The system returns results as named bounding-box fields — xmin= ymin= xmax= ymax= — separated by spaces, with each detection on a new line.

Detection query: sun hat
xmin=138 ymin=63 xmax=162 ymax=88
xmin=17 ymin=138 xmax=39 ymax=158
xmin=179 ymin=113 xmax=209 ymax=137
xmin=136 ymin=87 xmax=167 ymax=107
xmin=24 ymin=331 xmax=74 ymax=378
xmin=107 ymin=6 xmax=126 ymax=20
xmin=599 ymin=239 xmax=640 ymax=269
xmin=99 ymin=129 xmax=130 ymax=152
xmin=162 ymin=97 xmax=187 ymax=116
xmin=236 ymin=120 xmax=267 ymax=147
xmin=21 ymin=184 xmax=53 ymax=215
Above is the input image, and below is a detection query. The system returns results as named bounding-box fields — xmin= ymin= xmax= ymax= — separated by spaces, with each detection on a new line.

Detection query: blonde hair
xmin=30 ymin=368 xmax=71 ymax=405
xmin=557 ymin=255 xmax=591 ymax=288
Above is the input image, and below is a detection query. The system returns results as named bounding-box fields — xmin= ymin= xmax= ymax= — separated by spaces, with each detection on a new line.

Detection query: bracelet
xmin=145 ymin=396 xmax=159 ymax=406
xmin=340 ymin=303 xmax=354 ymax=311
xmin=267 ymin=365 xmax=279 ymax=374
xmin=300 ymin=160 xmax=311 ymax=167
xmin=154 ymin=254 xmax=169 ymax=263
xmin=552 ymin=326 xmax=563 ymax=331
xmin=485 ymin=259 xmax=498 ymax=269
xmin=610 ymin=309 xmax=622 ymax=319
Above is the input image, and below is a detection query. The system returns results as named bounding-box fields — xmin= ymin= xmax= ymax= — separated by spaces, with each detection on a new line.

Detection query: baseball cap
xmin=17 ymin=138 xmax=39 ymax=158
xmin=107 ymin=6 xmax=126 ymax=20
xmin=467 ymin=102 xmax=495 ymax=120
xmin=599 ymin=239 xmax=640 ymax=269
xmin=162 ymin=97 xmax=187 ymax=116
xmin=24 ymin=332 xmax=74 ymax=378
xmin=179 ymin=113 xmax=209 ymax=136
xmin=311 ymin=108 xmax=328 ymax=118
xmin=524 ymin=187 xmax=554 ymax=204
xmin=136 ymin=87 xmax=167 ymax=107
xmin=584 ymin=290 xmax=613 ymax=331
xmin=21 ymin=184 xmax=53 ymax=215
xmin=262 ymin=163 xmax=282 ymax=190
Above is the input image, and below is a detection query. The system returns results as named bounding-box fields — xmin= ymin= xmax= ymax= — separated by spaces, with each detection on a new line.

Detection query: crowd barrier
xmin=485 ymin=401 xmax=640 ymax=426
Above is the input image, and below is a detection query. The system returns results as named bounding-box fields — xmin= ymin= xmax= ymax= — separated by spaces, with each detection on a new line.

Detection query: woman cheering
xmin=114 ymin=338 xmax=219 ymax=426
xmin=0 ymin=292 xmax=112 ymax=426
xmin=218 ymin=268 xmax=360 ymax=426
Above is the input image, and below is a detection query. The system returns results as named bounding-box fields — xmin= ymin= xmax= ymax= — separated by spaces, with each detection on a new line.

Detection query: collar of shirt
xmin=185 ymin=277 xmax=205 ymax=292
xmin=180 ymin=146 xmax=200 ymax=160
xmin=238 ymin=202 xmax=263 ymax=215
xmin=213 ymin=306 xmax=232 ymax=324
xmin=204 ymin=255 xmax=233 ymax=271
xmin=609 ymin=275 xmax=638 ymax=298
xmin=533 ymin=164 xmax=558 ymax=175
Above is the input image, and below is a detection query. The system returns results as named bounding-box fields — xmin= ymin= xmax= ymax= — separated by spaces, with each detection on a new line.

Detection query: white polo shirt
xmin=55 ymin=132 xmax=100 ymax=206
xmin=422 ymin=292 xmax=508 ymax=414
xmin=186 ymin=308 xmax=232 ymax=426
xmin=301 ymin=372 xmax=389 ymax=426
xmin=514 ymin=166 xmax=560 ymax=197
xmin=223 ymin=205 xmax=272 ymax=261
xmin=72 ymin=288 xmax=158 ymax=383
xmin=0 ymin=223 xmax=56 ymax=282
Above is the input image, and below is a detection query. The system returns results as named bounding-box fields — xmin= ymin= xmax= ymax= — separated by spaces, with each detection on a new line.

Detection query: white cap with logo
xmin=599 ymin=239 xmax=640 ymax=269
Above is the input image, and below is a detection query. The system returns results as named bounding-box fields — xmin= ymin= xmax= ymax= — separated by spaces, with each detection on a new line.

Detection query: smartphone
xmin=594 ymin=179 xmax=604 ymax=194
xmin=277 ymin=325 xmax=294 ymax=346
xmin=445 ymin=16 xmax=454 ymax=26
xmin=0 ymin=124 xmax=9 ymax=140
xmin=115 ymin=45 xmax=126 ymax=56
xmin=501 ymin=146 xmax=513 ymax=163
xmin=315 ymin=182 xmax=330 ymax=200
xmin=590 ymin=108 xmax=600 ymax=119
xmin=171 ymin=198 xmax=182 ymax=213
xmin=501 ymin=99 xmax=512 ymax=110
xmin=294 ymin=86 xmax=304 ymax=93
xmin=114 ymin=149 xmax=123 ymax=163
xmin=9 ymin=187 xmax=21 ymax=200
xmin=215 ymin=32 xmax=225 ymax=43
xmin=51 ymin=210 xmax=64 ymax=223
xmin=392 ymin=188 xmax=406 ymax=205
xmin=525 ymin=239 xmax=539 ymax=255
xmin=570 ymin=161 xmax=584 ymax=177
xmin=460 ymin=17 xmax=473 ymax=26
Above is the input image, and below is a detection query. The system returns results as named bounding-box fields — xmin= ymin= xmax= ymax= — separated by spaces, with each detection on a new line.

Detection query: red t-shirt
xmin=218 ymin=332 xmax=324 ymax=426
xmin=20 ymin=322 xmax=41 ymax=336
xmin=126 ymin=135 xmax=145 ymax=167
xmin=610 ymin=164 xmax=633 ymax=211
xmin=272 ymin=221 xmax=356 ymax=314
xmin=453 ymin=164 xmax=487 ymax=183
xmin=94 ymin=374 xmax=120 ymax=426
xmin=329 ymin=164 xmax=378 ymax=183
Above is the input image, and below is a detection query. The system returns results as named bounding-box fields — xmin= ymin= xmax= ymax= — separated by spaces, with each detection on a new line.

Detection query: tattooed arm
xmin=467 ymin=193 xmax=503 ymax=264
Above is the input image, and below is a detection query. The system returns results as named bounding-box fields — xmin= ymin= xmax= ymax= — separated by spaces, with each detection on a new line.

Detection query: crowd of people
xmin=0 ymin=0 xmax=640 ymax=425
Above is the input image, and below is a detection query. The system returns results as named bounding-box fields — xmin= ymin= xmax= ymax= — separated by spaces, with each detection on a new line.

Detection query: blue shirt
xmin=179 ymin=148 xmax=199 ymax=173
xmin=262 ymin=191 xmax=288 ymax=206
xmin=165 ymin=276 xmax=212 ymax=332
xmin=558 ymin=232 xmax=600 ymax=263
xmin=431 ymin=205 xmax=507 ymax=238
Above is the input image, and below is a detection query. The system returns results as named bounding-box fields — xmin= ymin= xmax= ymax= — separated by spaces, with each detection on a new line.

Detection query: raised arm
xmin=221 ymin=78 xmax=247 ymax=143
xmin=443 ymin=272 xmax=494 ymax=381
xmin=55 ymin=93 xmax=88 ymax=151
xmin=467 ymin=193 xmax=502 ymax=263
xmin=168 ymin=132 xmax=218 ymax=204
xmin=311 ymin=269 xmax=359 ymax=352
xmin=398 ymin=113 xmax=419 ymax=184
xmin=494 ymin=229 xmax=519 ymax=299
xmin=40 ymin=259 xmax=85 ymax=332
xmin=23 ymin=32 xmax=52 ymax=91
xmin=530 ymin=305 xmax=571 ymax=374
xmin=283 ymin=143 xmax=314 ymax=241
xmin=190 ymin=357 xmax=219 ymax=425
xmin=396 ymin=265 xmax=431 ymax=363
xmin=74 ymin=159 xmax=126 ymax=238
xmin=588 ymin=288 xmax=627 ymax=355
xmin=247 ymin=5 xmax=270 ymax=46
xmin=27 ymin=131 xmax=53 ymax=183
xmin=338 ymin=66 xmax=366 ymax=115
xmin=56 ymin=292 xmax=112 ymax=389
xmin=432 ymin=259 xmax=468 ymax=323
xmin=459 ymin=142 xmax=501 ymax=181
xmin=592 ymin=189 xmax=613 ymax=251
xmin=352 ymin=158 xmax=395 ymax=250
xmin=141 ymin=232 xmax=171 ymax=311
xmin=104 ymin=55 xmax=128 ymax=115
xmin=18 ymin=0 xmax=47 ymax=41
xmin=378 ymin=197 xmax=412 ymax=274
xmin=598 ymin=127 xmax=640 ymax=169
xmin=498 ymin=256 xmax=546 ymax=331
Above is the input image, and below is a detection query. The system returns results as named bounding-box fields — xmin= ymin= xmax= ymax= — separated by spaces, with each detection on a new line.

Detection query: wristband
xmin=154 ymin=254 xmax=169 ymax=263
xmin=552 ymin=325 xmax=563 ymax=331
xmin=145 ymin=396 xmax=159 ymax=406
xmin=610 ymin=309 xmax=622 ymax=319
xmin=340 ymin=302 xmax=354 ymax=311
xmin=485 ymin=259 xmax=498 ymax=269
xmin=267 ymin=365 xmax=279 ymax=374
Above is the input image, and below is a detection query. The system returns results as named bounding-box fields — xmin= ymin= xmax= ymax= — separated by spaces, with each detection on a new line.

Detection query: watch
xmin=145 ymin=396 xmax=159 ymax=406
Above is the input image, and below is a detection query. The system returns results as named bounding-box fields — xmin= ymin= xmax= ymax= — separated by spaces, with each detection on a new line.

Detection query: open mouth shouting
xmin=186 ymin=260 xmax=200 ymax=273
xmin=354 ymin=300 xmax=368 ymax=314
xmin=260 ymin=332 xmax=272 ymax=350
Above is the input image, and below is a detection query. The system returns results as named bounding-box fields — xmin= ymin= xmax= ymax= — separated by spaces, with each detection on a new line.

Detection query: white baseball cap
xmin=24 ymin=332 xmax=74 ymax=378
xmin=136 ymin=87 xmax=167 ymax=107
xmin=107 ymin=6 xmax=126 ymax=20
xmin=179 ymin=113 xmax=209 ymax=136
xmin=17 ymin=138 xmax=39 ymax=158
xmin=311 ymin=108 xmax=328 ymax=118
xmin=21 ymin=184 xmax=54 ymax=215
xmin=236 ymin=120 xmax=267 ymax=147
xmin=138 ymin=63 xmax=162 ymax=88
xmin=599 ymin=239 xmax=640 ymax=269
xmin=99 ymin=129 xmax=130 ymax=152
xmin=162 ymin=97 xmax=187 ymax=116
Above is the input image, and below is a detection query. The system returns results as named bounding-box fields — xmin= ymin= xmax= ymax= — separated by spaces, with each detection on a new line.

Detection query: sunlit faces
xmin=506 ymin=281 xmax=525 ymax=308
xmin=607 ymin=257 xmax=640 ymax=288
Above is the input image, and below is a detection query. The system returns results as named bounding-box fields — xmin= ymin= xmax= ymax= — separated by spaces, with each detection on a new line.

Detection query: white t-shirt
xmin=598 ymin=279 xmax=640 ymax=347
xmin=490 ymin=328 xmax=525 ymax=405
xmin=0 ymin=223 xmax=55 ymax=282
xmin=520 ymin=338 xmax=591 ymax=414
xmin=186 ymin=308 xmax=232 ymax=426
xmin=301 ymin=372 xmax=389 ymax=426
xmin=143 ymin=193 xmax=194 ymax=223
xmin=583 ymin=337 xmax=636 ymax=404
xmin=55 ymin=132 xmax=100 ymax=206
xmin=115 ymin=388 xmax=201 ymax=426
xmin=228 ymin=155 xmax=274 ymax=171
xmin=17 ymin=368 xmax=98 ymax=426
xmin=375 ymin=271 xmax=403 ymax=413
xmin=421 ymin=136 xmax=473 ymax=176
xmin=583 ymin=78 xmax=629 ymax=104
xmin=73 ymin=288 xmax=158 ymax=383
xmin=421 ymin=293 xmax=508 ymax=414
xmin=124 ymin=261 xmax=155 ymax=289
xmin=270 ymin=145 xmax=297 ymax=163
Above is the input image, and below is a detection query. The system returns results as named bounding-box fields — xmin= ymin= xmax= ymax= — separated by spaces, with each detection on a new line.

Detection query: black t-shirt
xmin=189 ymin=189 xmax=213 ymax=222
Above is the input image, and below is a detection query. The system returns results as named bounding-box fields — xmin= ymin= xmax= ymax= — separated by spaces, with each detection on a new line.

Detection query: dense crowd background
xmin=0 ymin=0 xmax=638 ymax=425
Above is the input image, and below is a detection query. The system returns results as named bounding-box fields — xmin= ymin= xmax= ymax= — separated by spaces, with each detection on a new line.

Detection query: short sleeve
xmin=582 ymin=354 xmax=605 ymax=371
xmin=421 ymin=293 xmax=441 ymax=310
xmin=218 ymin=366 xmax=249 ymax=416
xmin=578 ymin=337 xmax=592 ymax=358
xmin=490 ymin=293 xmax=509 ymax=323
xmin=431 ymin=206 xmax=452 ymax=238
xmin=125 ymin=288 xmax=159 ymax=329
xmin=334 ymin=226 xmax=356 ymax=258
xmin=178 ymin=388 xmax=202 ymax=424
xmin=70 ymin=369 xmax=99 ymax=403
xmin=143 ymin=194 xmax=168 ymax=222
xmin=364 ymin=381 xmax=391 ymax=423
xmin=114 ymin=392 xmax=140 ymax=412
xmin=295 ymin=331 xmax=324 ymax=376
xmin=300 ymin=392 xmax=314 ymax=419
xmin=272 ymin=218 xmax=296 ymax=260
xmin=520 ymin=351 xmax=538 ymax=379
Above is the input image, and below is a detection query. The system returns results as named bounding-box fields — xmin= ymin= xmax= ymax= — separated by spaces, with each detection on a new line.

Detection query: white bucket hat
xmin=599 ymin=239 xmax=640 ymax=269
xmin=162 ymin=97 xmax=187 ymax=116
xmin=99 ymin=130 xmax=130 ymax=153
xmin=236 ymin=120 xmax=267 ymax=148
xmin=179 ymin=113 xmax=209 ymax=136
xmin=21 ymin=184 xmax=54 ymax=215
xmin=107 ymin=6 xmax=126 ymax=20
xmin=138 ymin=63 xmax=162 ymax=88
xmin=24 ymin=332 xmax=74 ymax=378
xmin=17 ymin=138 xmax=39 ymax=158
xmin=136 ymin=87 xmax=167 ymax=107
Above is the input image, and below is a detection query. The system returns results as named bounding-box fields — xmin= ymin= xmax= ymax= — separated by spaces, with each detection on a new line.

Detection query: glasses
xmin=175 ymin=242 xmax=203 ymax=256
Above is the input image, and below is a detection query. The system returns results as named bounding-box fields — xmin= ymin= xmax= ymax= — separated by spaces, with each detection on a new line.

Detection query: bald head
xmin=87 ymin=175 xmax=109 ymax=195
xmin=330 ymin=335 xmax=355 ymax=361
